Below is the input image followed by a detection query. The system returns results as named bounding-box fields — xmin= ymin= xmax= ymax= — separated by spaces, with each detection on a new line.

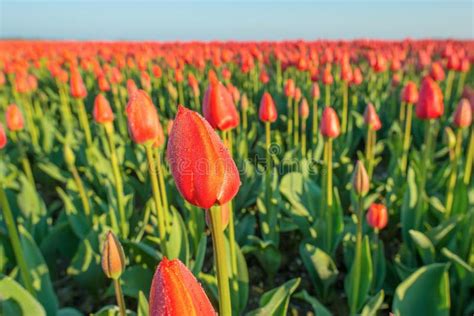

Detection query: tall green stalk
xmin=209 ymin=205 xmax=232 ymax=316
xmin=76 ymin=99 xmax=93 ymax=147
xmin=341 ymin=82 xmax=348 ymax=134
xmin=349 ymin=195 xmax=364 ymax=315
xmin=401 ymin=103 xmax=414 ymax=174
xmin=0 ymin=183 xmax=35 ymax=295
xmin=464 ymin=128 xmax=473 ymax=185
xmin=311 ymin=97 xmax=319 ymax=152
xmin=113 ymin=278 xmax=126 ymax=316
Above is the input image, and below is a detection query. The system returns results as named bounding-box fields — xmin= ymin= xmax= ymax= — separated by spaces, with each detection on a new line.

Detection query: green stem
xmin=464 ymin=127 xmax=474 ymax=185
xmin=154 ymin=147 xmax=170 ymax=234
xmin=325 ymin=84 xmax=330 ymax=106
xmin=105 ymin=123 xmax=127 ymax=237
xmin=145 ymin=144 xmax=168 ymax=256
xmin=401 ymin=103 xmax=413 ymax=174
xmin=293 ymin=98 xmax=299 ymax=146
xmin=112 ymin=86 xmax=127 ymax=136
xmin=399 ymin=101 xmax=406 ymax=123
xmin=76 ymin=99 xmax=92 ymax=147
xmin=341 ymin=82 xmax=348 ymax=134
xmin=11 ymin=132 xmax=35 ymax=185
xmin=350 ymin=195 xmax=364 ymax=315
xmin=209 ymin=206 xmax=232 ymax=316
xmin=21 ymin=94 xmax=39 ymax=148
xmin=0 ymin=183 xmax=35 ymax=295
xmin=444 ymin=70 xmax=455 ymax=112
xmin=70 ymin=165 xmax=92 ymax=219
xmin=113 ymin=278 xmax=127 ymax=316
xmin=456 ymin=72 xmax=467 ymax=99
xmin=326 ymin=138 xmax=333 ymax=252
xmin=287 ymin=97 xmax=293 ymax=144
xmin=311 ymin=97 xmax=318 ymax=152
xmin=301 ymin=119 xmax=307 ymax=156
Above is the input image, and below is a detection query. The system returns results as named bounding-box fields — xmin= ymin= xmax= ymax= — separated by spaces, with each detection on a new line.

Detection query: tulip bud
xmin=322 ymin=65 xmax=334 ymax=85
xmin=98 ymin=75 xmax=110 ymax=92
xmin=93 ymin=94 xmax=114 ymax=124
xmin=63 ymin=143 xmax=76 ymax=167
xmin=352 ymin=160 xmax=369 ymax=196
xmin=299 ymin=98 xmax=310 ymax=120
xmin=259 ymin=92 xmax=278 ymax=123
xmin=447 ymin=54 xmax=460 ymax=71
xmin=202 ymin=77 xmax=239 ymax=131
xmin=241 ymin=94 xmax=249 ymax=111
xmin=320 ymin=107 xmax=340 ymax=138
xmin=364 ymin=103 xmax=382 ymax=131
xmin=101 ymin=231 xmax=126 ymax=280
xmin=167 ymin=82 xmax=178 ymax=101
xmin=70 ymin=68 xmax=87 ymax=99
xmin=284 ymin=79 xmax=295 ymax=98
xmin=126 ymin=90 xmax=162 ymax=144
xmin=452 ymin=98 xmax=472 ymax=129
xmin=149 ymin=257 xmax=216 ymax=316
xmin=294 ymin=87 xmax=302 ymax=103
xmin=458 ymin=58 xmax=470 ymax=73
xmin=126 ymin=79 xmax=138 ymax=97
xmin=429 ymin=62 xmax=445 ymax=81
xmin=366 ymin=203 xmax=388 ymax=230
xmin=0 ymin=123 xmax=7 ymax=149
xmin=351 ymin=67 xmax=363 ymax=85
xmin=443 ymin=126 xmax=456 ymax=149
xmin=402 ymin=81 xmax=419 ymax=104
xmin=311 ymin=83 xmax=320 ymax=100
xmin=6 ymin=104 xmax=24 ymax=131
xmin=166 ymin=105 xmax=240 ymax=209
xmin=416 ymin=76 xmax=444 ymax=120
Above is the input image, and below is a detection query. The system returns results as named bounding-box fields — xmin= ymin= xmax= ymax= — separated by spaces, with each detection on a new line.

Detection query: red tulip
xmin=416 ymin=76 xmax=444 ymax=120
xmin=126 ymin=90 xmax=162 ymax=144
xmin=259 ymin=69 xmax=270 ymax=84
xmin=402 ymin=81 xmax=419 ymax=104
xmin=453 ymin=98 xmax=472 ymax=128
xmin=202 ymin=76 xmax=239 ymax=131
xmin=284 ymin=79 xmax=295 ymax=98
xmin=0 ymin=123 xmax=7 ymax=149
xmin=166 ymin=105 xmax=240 ymax=209
xmin=311 ymin=83 xmax=320 ymax=100
xmin=127 ymin=79 xmax=138 ymax=97
xmin=340 ymin=63 xmax=353 ymax=82
xmin=458 ymin=58 xmax=470 ymax=73
xmin=70 ymin=68 xmax=87 ymax=99
xmin=322 ymin=65 xmax=334 ymax=85
xmin=98 ymin=75 xmax=110 ymax=92
xmin=93 ymin=94 xmax=114 ymax=124
xmin=364 ymin=103 xmax=382 ymax=131
xmin=299 ymin=98 xmax=310 ymax=119
xmin=152 ymin=65 xmax=162 ymax=78
xmin=149 ymin=257 xmax=216 ymax=316
xmin=140 ymin=71 xmax=151 ymax=91
xmin=429 ymin=62 xmax=445 ymax=81
xmin=366 ymin=203 xmax=388 ymax=230
xmin=447 ymin=54 xmax=460 ymax=71
xmin=6 ymin=104 xmax=24 ymax=131
xmin=320 ymin=107 xmax=340 ymax=138
xmin=351 ymin=67 xmax=363 ymax=85
xmin=259 ymin=92 xmax=278 ymax=123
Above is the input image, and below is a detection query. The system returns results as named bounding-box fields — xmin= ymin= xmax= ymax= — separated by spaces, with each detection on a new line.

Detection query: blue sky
xmin=0 ymin=0 xmax=472 ymax=40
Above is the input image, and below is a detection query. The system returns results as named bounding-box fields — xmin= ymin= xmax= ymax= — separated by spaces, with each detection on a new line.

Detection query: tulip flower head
xmin=101 ymin=231 xmax=126 ymax=279
xmin=259 ymin=92 xmax=278 ymax=123
xmin=284 ymin=79 xmax=295 ymax=98
xmin=416 ymin=76 xmax=444 ymax=120
xmin=311 ymin=83 xmax=320 ymax=100
xmin=402 ymin=81 xmax=419 ymax=104
xmin=320 ymin=107 xmax=340 ymax=138
xmin=0 ymin=123 xmax=7 ymax=149
xmin=366 ymin=203 xmax=388 ymax=230
xmin=429 ymin=62 xmax=445 ymax=81
xmin=6 ymin=104 xmax=24 ymax=131
xmin=453 ymin=98 xmax=472 ymax=128
xmin=352 ymin=160 xmax=369 ymax=196
xmin=167 ymin=105 xmax=240 ymax=209
xmin=149 ymin=257 xmax=216 ymax=316
xmin=70 ymin=68 xmax=87 ymax=99
xmin=299 ymin=98 xmax=310 ymax=120
xmin=93 ymin=94 xmax=114 ymax=124
xmin=126 ymin=90 xmax=163 ymax=144
xmin=364 ymin=103 xmax=382 ymax=131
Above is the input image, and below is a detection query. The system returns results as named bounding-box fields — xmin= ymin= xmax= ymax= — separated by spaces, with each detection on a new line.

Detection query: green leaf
xmin=345 ymin=235 xmax=373 ymax=314
xmin=166 ymin=207 xmax=190 ymax=265
xmin=299 ymin=243 xmax=338 ymax=294
xmin=120 ymin=266 xmax=153 ymax=299
xmin=137 ymin=290 xmax=149 ymax=316
xmin=0 ymin=274 xmax=46 ymax=316
xmin=293 ymin=290 xmax=332 ymax=316
xmin=232 ymin=243 xmax=249 ymax=315
xmin=18 ymin=226 xmax=58 ymax=316
xmin=247 ymin=278 xmax=301 ymax=316
xmin=409 ymin=230 xmax=435 ymax=264
xmin=57 ymin=307 xmax=84 ymax=316
xmin=191 ymin=233 xmax=207 ymax=276
xmin=361 ymin=290 xmax=384 ymax=316
xmin=392 ymin=263 xmax=450 ymax=316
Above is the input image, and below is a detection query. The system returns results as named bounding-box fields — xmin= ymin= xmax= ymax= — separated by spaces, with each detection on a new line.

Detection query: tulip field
xmin=0 ymin=40 xmax=473 ymax=316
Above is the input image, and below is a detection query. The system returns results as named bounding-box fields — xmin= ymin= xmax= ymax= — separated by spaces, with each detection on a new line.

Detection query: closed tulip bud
xmin=126 ymin=90 xmax=162 ymax=144
xmin=175 ymin=69 xmax=184 ymax=83
xmin=259 ymin=69 xmax=270 ymax=84
xmin=6 ymin=104 xmax=24 ymax=131
xmin=351 ymin=67 xmax=363 ymax=85
xmin=458 ymin=58 xmax=470 ymax=73
xmin=149 ymin=257 xmax=216 ymax=316
xmin=126 ymin=79 xmax=138 ymax=97
xmin=402 ymin=81 xmax=419 ymax=104
xmin=93 ymin=94 xmax=114 ymax=124
xmin=0 ymin=123 xmax=7 ymax=149
xmin=447 ymin=54 xmax=460 ymax=71
xmin=443 ymin=126 xmax=456 ymax=149
xmin=259 ymin=92 xmax=278 ymax=123
xmin=284 ymin=79 xmax=295 ymax=98
xmin=166 ymin=105 xmax=240 ymax=209
xmin=101 ymin=231 xmax=126 ymax=279
xmin=366 ymin=203 xmax=388 ymax=230
xmin=364 ymin=103 xmax=382 ymax=131
xmin=429 ymin=62 xmax=445 ymax=81
xmin=340 ymin=63 xmax=353 ymax=82
xmin=320 ymin=107 xmax=340 ymax=138
xmin=322 ymin=65 xmax=334 ymax=85
xmin=241 ymin=94 xmax=249 ymax=111
xmin=98 ymin=75 xmax=110 ymax=92
xmin=299 ymin=98 xmax=310 ymax=119
xmin=453 ymin=98 xmax=472 ymax=128
xmin=294 ymin=87 xmax=302 ymax=103
xmin=152 ymin=65 xmax=162 ymax=78
xmin=352 ymin=160 xmax=369 ymax=196
xmin=202 ymin=77 xmax=239 ymax=131
xmin=141 ymin=71 xmax=151 ymax=91
xmin=70 ymin=69 xmax=87 ymax=99
xmin=167 ymin=82 xmax=178 ymax=101
xmin=63 ymin=143 xmax=76 ymax=167
xmin=416 ymin=76 xmax=444 ymax=120
xmin=311 ymin=83 xmax=320 ymax=100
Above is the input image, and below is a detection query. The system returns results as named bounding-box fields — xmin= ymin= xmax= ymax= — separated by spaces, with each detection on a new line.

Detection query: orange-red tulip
xmin=453 ymin=98 xmax=472 ymax=128
xmin=402 ymin=81 xmax=419 ymax=104
xmin=149 ymin=257 xmax=216 ymax=316
xmin=166 ymin=105 xmax=240 ymax=209
xmin=6 ymin=104 xmax=24 ymax=131
xmin=320 ymin=107 xmax=340 ymax=138
xmin=0 ymin=123 xmax=7 ymax=149
xmin=364 ymin=103 xmax=382 ymax=131
xmin=259 ymin=92 xmax=278 ymax=123
xmin=202 ymin=76 xmax=239 ymax=131
xmin=416 ymin=76 xmax=444 ymax=120
xmin=366 ymin=203 xmax=388 ymax=230
xmin=93 ymin=94 xmax=114 ymax=124
xmin=300 ymin=98 xmax=310 ymax=119
xmin=126 ymin=90 xmax=162 ymax=144
xmin=429 ymin=62 xmax=445 ymax=81
xmin=70 ymin=68 xmax=87 ymax=99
